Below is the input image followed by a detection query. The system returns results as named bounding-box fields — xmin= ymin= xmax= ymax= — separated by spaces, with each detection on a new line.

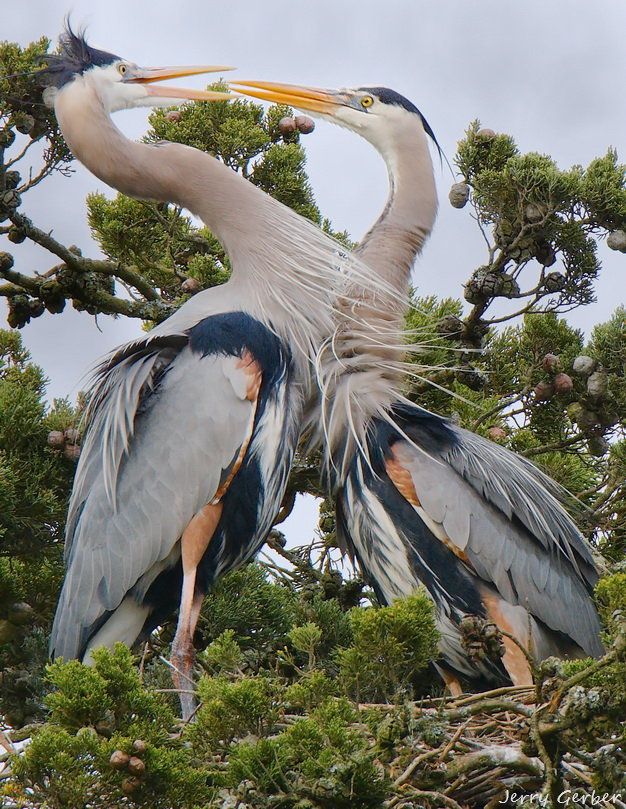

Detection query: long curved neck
xmin=354 ymin=123 xmax=437 ymax=298
xmin=54 ymin=81 xmax=272 ymax=266
xmin=314 ymin=120 xmax=438 ymax=476
xmin=53 ymin=79 xmax=405 ymax=394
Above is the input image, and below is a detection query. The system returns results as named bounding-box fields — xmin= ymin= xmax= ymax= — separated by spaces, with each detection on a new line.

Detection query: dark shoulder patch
xmin=365 ymin=403 xmax=458 ymax=469
xmin=392 ymin=402 xmax=458 ymax=449
xmin=97 ymin=333 xmax=188 ymax=376
xmin=189 ymin=311 xmax=289 ymax=378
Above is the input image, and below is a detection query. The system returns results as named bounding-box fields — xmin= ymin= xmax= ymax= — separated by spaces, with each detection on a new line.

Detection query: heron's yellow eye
xmin=118 ymin=64 xmax=128 ymax=76
xmin=360 ymin=96 xmax=374 ymax=108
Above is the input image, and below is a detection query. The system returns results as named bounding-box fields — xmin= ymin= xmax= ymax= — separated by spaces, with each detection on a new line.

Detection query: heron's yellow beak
xmin=229 ymin=80 xmax=346 ymax=114
xmin=128 ymin=65 xmax=236 ymax=101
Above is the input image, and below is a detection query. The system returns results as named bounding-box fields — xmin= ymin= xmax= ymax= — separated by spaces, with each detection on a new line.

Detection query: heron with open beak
xmin=231 ymin=78 xmax=603 ymax=693
xmin=45 ymin=27 xmax=396 ymax=719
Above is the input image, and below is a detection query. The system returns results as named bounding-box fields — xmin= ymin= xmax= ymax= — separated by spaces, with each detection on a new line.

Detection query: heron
xmin=42 ymin=28 xmax=398 ymax=718
xmin=231 ymin=79 xmax=604 ymax=692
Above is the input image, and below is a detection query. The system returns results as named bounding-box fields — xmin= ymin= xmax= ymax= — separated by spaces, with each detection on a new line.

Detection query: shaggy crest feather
xmin=36 ymin=21 xmax=120 ymax=88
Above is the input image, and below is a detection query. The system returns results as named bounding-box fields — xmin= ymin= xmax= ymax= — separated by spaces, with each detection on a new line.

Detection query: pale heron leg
xmin=434 ymin=664 xmax=464 ymax=698
xmin=171 ymin=502 xmax=223 ymax=720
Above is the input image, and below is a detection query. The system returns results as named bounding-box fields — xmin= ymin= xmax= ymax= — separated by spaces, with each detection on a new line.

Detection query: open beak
xmin=228 ymin=79 xmax=347 ymax=115
xmin=128 ymin=65 xmax=236 ymax=102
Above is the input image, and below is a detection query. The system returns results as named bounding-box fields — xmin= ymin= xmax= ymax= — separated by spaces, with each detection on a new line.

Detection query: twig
xmin=561 ymin=759 xmax=593 ymax=785
xmin=532 ymin=706 xmax=561 ymax=804
xmin=471 ymin=391 xmax=525 ymax=430
xmin=138 ymin=641 xmax=150 ymax=682
xmin=443 ymin=698 xmax=533 ymax=722
xmin=437 ymin=721 xmax=470 ymax=763
xmin=392 ymin=747 xmax=441 ymax=788
xmin=541 ymin=630 xmax=623 ymax=720
xmin=391 ymin=787 xmax=465 ymax=809
xmin=8 ymin=212 xmax=162 ymax=301
xmin=450 ymin=684 xmax=534 ymax=708
xmin=456 ymin=765 xmax=508 ymax=799
xmin=522 ymin=433 xmax=585 ymax=458
xmin=158 ymin=655 xmax=196 ymax=687
xmin=154 ymin=688 xmax=198 ymax=695
xmin=458 ymin=745 xmax=543 ymax=773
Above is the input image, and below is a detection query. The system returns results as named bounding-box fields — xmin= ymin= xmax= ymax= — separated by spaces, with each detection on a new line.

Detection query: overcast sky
xmin=3 ymin=1 xmax=625 ymax=544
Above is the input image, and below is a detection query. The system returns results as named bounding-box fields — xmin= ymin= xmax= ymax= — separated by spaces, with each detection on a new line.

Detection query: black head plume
xmin=360 ymin=86 xmax=453 ymax=175
xmin=35 ymin=21 xmax=121 ymax=88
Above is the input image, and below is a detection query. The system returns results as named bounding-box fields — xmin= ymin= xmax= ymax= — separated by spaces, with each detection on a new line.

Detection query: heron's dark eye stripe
xmin=359 ymin=86 xmax=420 ymax=115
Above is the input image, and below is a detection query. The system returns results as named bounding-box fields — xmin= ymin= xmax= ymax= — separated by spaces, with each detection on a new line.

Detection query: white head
xmin=229 ymin=80 xmax=442 ymax=160
xmin=39 ymin=24 xmax=233 ymax=113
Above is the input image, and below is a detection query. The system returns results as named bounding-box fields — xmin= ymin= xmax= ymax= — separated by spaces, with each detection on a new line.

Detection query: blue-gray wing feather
xmin=392 ymin=425 xmax=603 ymax=657
xmin=51 ymin=338 xmax=256 ymax=660
xmin=446 ymin=427 xmax=596 ymax=574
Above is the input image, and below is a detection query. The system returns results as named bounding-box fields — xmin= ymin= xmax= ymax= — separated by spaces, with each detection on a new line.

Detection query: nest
xmin=364 ymin=684 xmax=626 ymax=808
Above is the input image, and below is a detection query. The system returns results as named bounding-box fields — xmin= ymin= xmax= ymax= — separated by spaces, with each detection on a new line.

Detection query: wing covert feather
xmin=390 ymin=435 xmax=602 ymax=657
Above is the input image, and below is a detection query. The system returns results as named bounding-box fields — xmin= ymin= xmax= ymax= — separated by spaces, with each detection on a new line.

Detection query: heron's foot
xmin=170 ymin=637 xmax=198 ymax=721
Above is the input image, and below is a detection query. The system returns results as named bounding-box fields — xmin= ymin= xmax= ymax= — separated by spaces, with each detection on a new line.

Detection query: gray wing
xmin=391 ymin=427 xmax=603 ymax=657
xmin=65 ymin=334 xmax=188 ymax=553
xmin=447 ymin=427 xmax=597 ymax=580
xmin=51 ymin=338 xmax=257 ymax=660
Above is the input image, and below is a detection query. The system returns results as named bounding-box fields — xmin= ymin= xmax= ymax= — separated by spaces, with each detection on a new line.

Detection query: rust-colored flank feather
xmin=385 ymin=453 xmax=421 ymax=507
xmin=479 ymin=588 xmax=533 ymax=686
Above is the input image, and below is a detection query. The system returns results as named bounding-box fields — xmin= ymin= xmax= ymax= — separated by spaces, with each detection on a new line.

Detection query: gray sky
xmin=3 ymin=1 xmax=626 ymax=543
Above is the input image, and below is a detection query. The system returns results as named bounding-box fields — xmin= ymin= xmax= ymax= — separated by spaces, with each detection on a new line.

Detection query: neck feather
xmin=54 ymin=80 xmax=278 ymax=260
xmin=53 ymin=79 xmax=404 ymax=393
xmin=355 ymin=122 xmax=437 ymax=299
xmin=314 ymin=119 xmax=438 ymax=478
xmin=331 ymin=121 xmax=438 ymax=377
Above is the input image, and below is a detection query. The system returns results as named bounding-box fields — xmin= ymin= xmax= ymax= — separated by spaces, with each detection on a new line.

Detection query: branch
xmin=471 ymin=391 xmax=526 ymax=430
xmin=0 ymin=249 xmax=173 ymax=321
xmin=535 ymin=718 xmax=561 ymax=801
xmin=102 ymin=263 xmax=161 ymax=301
xmin=9 ymin=211 xmax=161 ymax=301
xmin=451 ymin=684 xmax=534 ymax=707
xmin=84 ymin=291 xmax=174 ymax=320
xmin=445 ymin=745 xmax=543 ymax=780
xmin=392 ymin=748 xmax=442 ymax=788
xmin=19 ymin=160 xmax=56 ymax=193
xmin=0 ymin=253 xmax=39 ymax=292
xmin=522 ymin=433 xmax=586 ymax=458
xmin=442 ymin=698 xmax=533 ymax=723
xmin=4 ymin=136 xmax=37 ymax=169
xmin=0 ymin=281 xmax=22 ymax=296
xmin=544 ymin=626 xmax=625 ymax=717
xmin=390 ymin=788 xmax=465 ymax=809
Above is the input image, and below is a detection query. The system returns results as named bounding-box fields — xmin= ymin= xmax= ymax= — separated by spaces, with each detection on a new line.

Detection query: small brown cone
xmin=534 ymin=381 xmax=554 ymax=401
xmin=109 ymin=750 xmax=130 ymax=770
xmin=553 ymin=373 xmax=573 ymax=395
xmin=127 ymin=756 xmax=146 ymax=777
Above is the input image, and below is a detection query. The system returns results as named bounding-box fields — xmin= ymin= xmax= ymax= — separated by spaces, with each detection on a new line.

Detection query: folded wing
xmin=51 ymin=318 xmax=268 ymax=660
xmin=389 ymin=409 xmax=603 ymax=658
